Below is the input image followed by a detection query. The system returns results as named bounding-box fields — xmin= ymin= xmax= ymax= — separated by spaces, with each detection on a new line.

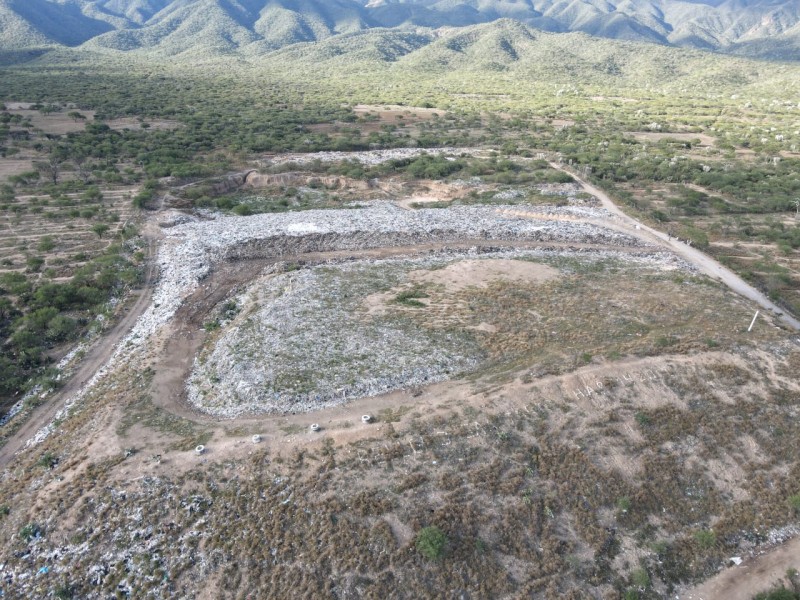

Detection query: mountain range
xmin=1 ymin=0 xmax=799 ymax=60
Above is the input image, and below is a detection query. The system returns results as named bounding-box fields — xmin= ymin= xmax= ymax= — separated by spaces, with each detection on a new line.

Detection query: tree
xmin=38 ymin=104 xmax=60 ymax=116
xmin=74 ymin=153 xmax=92 ymax=183
xmin=91 ymin=224 xmax=110 ymax=239
xmin=67 ymin=111 xmax=87 ymax=123
xmin=34 ymin=145 xmax=68 ymax=185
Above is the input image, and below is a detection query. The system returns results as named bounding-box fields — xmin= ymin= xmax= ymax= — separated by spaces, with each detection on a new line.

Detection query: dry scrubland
xmin=0 ymin=92 xmax=798 ymax=598
xmin=0 ymin=322 xmax=797 ymax=598
xmin=1 ymin=152 xmax=799 ymax=598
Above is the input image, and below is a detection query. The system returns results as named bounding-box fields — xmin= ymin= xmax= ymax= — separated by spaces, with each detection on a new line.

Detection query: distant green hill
xmin=1 ymin=0 xmax=799 ymax=60
xmin=238 ymin=18 xmax=800 ymax=111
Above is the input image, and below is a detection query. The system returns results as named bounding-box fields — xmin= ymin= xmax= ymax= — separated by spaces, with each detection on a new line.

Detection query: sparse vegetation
xmin=0 ymin=12 xmax=799 ymax=600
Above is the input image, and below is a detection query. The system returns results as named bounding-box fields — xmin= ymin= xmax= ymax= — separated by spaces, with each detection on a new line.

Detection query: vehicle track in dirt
xmin=0 ymin=223 xmax=162 ymax=469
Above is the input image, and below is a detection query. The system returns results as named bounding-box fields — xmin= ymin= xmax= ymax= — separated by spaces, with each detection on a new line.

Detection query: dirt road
xmin=550 ymin=163 xmax=800 ymax=331
xmin=0 ymin=225 xmax=161 ymax=469
xmin=679 ymin=535 xmax=800 ymax=599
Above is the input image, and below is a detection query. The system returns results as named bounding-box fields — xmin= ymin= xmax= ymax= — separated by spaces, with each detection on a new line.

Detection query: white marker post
xmin=748 ymin=310 xmax=760 ymax=332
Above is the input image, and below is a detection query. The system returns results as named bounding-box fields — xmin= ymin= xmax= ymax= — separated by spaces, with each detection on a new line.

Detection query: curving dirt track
xmin=0 ymin=223 xmax=162 ymax=469
xmin=148 ymin=238 xmax=653 ymax=423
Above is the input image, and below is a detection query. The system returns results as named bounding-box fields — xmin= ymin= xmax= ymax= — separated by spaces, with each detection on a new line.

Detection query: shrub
xmin=54 ymin=584 xmax=74 ymax=600
xmin=415 ymin=526 xmax=447 ymax=560
xmin=37 ymin=236 xmax=55 ymax=251
xmin=19 ymin=522 xmax=42 ymax=542
xmin=694 ymin=529 xmax=716 ymax=549
xmin=37 ymin=452 xmax=58 ymax=470
xmin=631 ymin=567 xmax=650 ymax=588
xmin=393 ymin=288 xmax=429 ymax=308
xmin=753 ymin=586 xmax=799 ymax=600
xmin=616 ymin=496 xmax=632 ymax=514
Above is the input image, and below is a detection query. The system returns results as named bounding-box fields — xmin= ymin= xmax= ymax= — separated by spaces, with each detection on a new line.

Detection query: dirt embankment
xmin=243 ymin=171 xmax=371 ymax=191
xmin=680 ymin=535 xmax=800 ymax=600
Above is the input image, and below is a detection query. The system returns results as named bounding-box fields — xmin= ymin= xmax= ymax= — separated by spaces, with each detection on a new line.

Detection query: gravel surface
xmin=186 ymin=256 xmax=482 ymax=418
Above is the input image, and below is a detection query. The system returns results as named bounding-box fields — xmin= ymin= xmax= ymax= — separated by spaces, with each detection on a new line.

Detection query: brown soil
xmin=409 ymin=258 xmax=558 ymax=292
xmin=0 ymin=158 xmax=34 ymax=181
xmin=364 ymin=258 xmax=559 ymax=317
xmin=9 ymin=109 xmax=96 ymax=135
xmin=393 ymin=180 xmax=472 ymax=209
xmin=4 ymin=105 xmax=178 ymax=135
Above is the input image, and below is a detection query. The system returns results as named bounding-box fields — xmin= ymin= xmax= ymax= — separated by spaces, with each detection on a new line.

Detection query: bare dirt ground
xmin=4 ymin=104 xmax=178 ymax=135
xmin=409 ymin=258 xmax=559 ymax=292
xmin=8 ymin=108 xmax=95 ymax=135
xmin=0 ymin=185 xmax=139 ymax=274
xmin=393 ymin=180 xmax=471 ymax=209
xmin=0 ymin=158 xmax=34 ymax=180
xmin=680 ymin=536 xmax=800 ymax=599
xmin=365 ymin=258 xmax=559 ymax=316
xmin=114 ymin=341 xmax=765 ymax=482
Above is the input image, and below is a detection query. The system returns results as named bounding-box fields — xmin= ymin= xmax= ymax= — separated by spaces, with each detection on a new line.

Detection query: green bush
xmin=393 ymin=288 xmax=429 ymax=308
xmin=694 ymin=529 xmax=716 ymax=549
xmin=415 ymin=526 xmax=447 ymax=560
xmin=631 ymin=567 xmax=650 ymax=588
xmin=19 ymin=522 xmax=42 ymax=542
xmin=753 ymin=587 xmax=799 ymax=600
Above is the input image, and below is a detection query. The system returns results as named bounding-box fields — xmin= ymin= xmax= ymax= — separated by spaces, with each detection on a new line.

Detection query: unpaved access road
xmin=679 ymin=535 xmax=800 ymax=599
xmin=550 ymin=163 xmax=800 ymax=331
xmin=0 ymin=225 xmax=162 ymax=469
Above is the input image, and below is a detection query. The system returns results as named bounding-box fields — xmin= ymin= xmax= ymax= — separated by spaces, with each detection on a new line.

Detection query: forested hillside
xmin=1 ymin=0 xmax=800 ymax=59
